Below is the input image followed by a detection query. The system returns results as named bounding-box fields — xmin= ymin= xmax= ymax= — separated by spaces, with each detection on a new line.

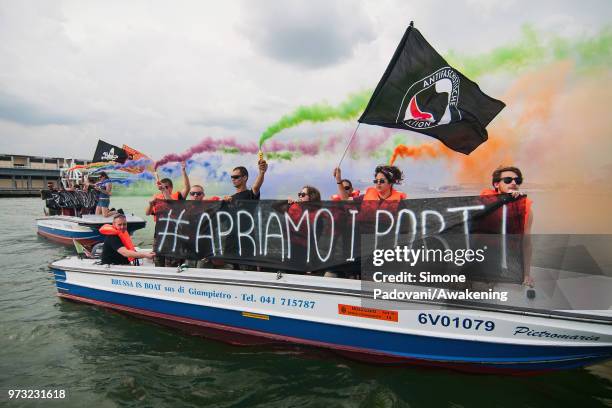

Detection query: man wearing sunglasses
xmin=225 ymin=159 xmax=268 ymax=201
xmin=145 ymin=161 xmax=191 ymax=267
xmin=491 ymin=166 xmax=526 ymax=198
xmin=146 ymin=161 xmax=191 ymax=215
xmin=187 ymin=185 xmax=220 ymax=201
xmin=481 ymin=165 xmax=534 ymax=287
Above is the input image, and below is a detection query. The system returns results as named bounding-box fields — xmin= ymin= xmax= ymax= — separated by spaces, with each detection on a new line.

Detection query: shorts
xmin=97 ymin=198 xmax=110 ymax=208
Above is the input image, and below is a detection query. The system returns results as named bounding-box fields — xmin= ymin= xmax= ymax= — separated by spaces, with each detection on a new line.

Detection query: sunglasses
xmin=372 ymin=179 xmax=387 ymax=185
xmin=190 ymin=191 xmax=203 ymax=196
xmin=499 ymin=177 xmax=523 ymax=185
xmin=230 ymin=175 xmax=243 ymax=180
xmin=298 ymin=192 xmax=308 ymax=198
xmin=343 ymin=185 xmax=351 ymax=191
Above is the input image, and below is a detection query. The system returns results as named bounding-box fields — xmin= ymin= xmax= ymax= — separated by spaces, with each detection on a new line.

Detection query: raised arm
xmin=251 ymin=160 xmax=268 ymax=195
xmin=334 ymin=167 xmax=349 ymax=200
xmin=180 ymin=161 xmax=190 ymax=199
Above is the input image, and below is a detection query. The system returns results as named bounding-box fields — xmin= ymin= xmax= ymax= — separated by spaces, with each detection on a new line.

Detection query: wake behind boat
xmin=49 ymin=256 xmax=612 ymax=374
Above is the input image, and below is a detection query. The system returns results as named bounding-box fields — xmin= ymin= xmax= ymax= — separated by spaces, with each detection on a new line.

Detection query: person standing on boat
xmin=146 ymin=161 xmax=190 ymax=267
xmin=331 ymin=178 xmax=359 ymax=201
xmin=187 ymin=185 xmax=220 ymax=201
xmin=145 ymin=161 xmax=191 ymax=219
xmin=333 ymin=165 xmax=407 ymax=278
xmin=100 ymin=214 xmax=155 ymax=265
xmin=334 ymin=165 xmax=407 ymax=202
xmin=184 ymin=185 xmax=221 ymax=268
xmin=480 ymin=165 xmax=534 ymax=287
xmin=224 ymin=159 xmax=268 ymax=201
xmin=91 ymin=171 xmax=116 ymax=218
xmin=219 ymin=159 xmax=267 ymax=270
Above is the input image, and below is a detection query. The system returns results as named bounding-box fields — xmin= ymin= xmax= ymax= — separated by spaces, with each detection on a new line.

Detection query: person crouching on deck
xmin=100 ymin=214 xmax=155 ymax=265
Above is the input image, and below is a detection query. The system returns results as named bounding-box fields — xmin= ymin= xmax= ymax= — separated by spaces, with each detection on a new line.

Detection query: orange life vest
xmin=154 ymin=191 xmax=181 ymax=200
xmin=479 ymin=189 xmax=532 ymax=233
xmin=331 ymin=190 xmax=360 ymax=201
xmin=356 ymin=187 xmax=408 ymax=223
xmin=99 ymin=224 xmax=136 ymax=262
xmin=363 ymin=187 xmax=407 ymax=201
xmin=151 ymin=191 xmax=181 ymax=221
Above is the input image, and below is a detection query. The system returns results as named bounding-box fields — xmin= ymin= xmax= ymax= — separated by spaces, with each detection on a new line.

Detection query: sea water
xmin=0 ymin=195 xmax=611 ymax=407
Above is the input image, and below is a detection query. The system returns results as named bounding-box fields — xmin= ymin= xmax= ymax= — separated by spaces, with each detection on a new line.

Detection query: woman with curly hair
xmin=333 ymin=165 xmax=407 ymax=201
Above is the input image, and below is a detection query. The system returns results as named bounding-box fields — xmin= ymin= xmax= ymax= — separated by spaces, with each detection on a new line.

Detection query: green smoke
xmin=445 ymin=25 xmax=612 ymax=78
xmin=265 ymin=151 xmax=296 ymax=161
xmin=260 ymin=26 xmax=612 ymax=147
xmin=258 ymin=90 xmax=372 ymax=147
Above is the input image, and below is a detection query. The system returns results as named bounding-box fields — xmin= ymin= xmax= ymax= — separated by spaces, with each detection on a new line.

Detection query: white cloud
xmin=0 ymin=0 xmax=609 ymax=164
xmin=239 ymin=0 xmax=376 ymax=68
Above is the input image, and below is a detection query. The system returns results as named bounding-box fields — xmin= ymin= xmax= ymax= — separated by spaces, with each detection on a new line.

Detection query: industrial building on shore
xmin=0 ymin=154 xmax=90 ymax=197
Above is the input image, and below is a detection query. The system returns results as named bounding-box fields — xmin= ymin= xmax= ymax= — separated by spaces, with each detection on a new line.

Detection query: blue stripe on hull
xmin=38 ymin=225 xmax=101 ymax=239
xmin=54 ymin=270 xmax=66 ymax=282
xmin=54 ymin=279 xmax=612 ymax=371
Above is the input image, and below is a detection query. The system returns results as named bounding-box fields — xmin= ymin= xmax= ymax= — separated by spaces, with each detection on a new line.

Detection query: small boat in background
xmin=37 ymin=214 xmax=146 ymax=247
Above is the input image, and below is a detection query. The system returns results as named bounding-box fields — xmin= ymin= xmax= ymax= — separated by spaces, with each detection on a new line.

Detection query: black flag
xmin=359 ymin=24 xmax=505 ymax=154
xmin=92 ymin=140 xmax=128 ymax=163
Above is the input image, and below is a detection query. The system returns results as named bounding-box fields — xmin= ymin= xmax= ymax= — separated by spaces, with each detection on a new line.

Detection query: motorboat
xmin=37 ymin=214 xmax=146 ymax=247
xmin=49 ymin=256 xmax=612 ymax=374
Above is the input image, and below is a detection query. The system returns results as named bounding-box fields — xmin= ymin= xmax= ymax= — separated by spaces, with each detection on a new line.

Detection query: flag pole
xmin=337 ymin=122 xmax=361 ymax=168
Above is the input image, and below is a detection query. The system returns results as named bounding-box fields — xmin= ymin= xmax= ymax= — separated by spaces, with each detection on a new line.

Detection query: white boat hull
xmin=50 ymin=257 xmax=612 ymax=374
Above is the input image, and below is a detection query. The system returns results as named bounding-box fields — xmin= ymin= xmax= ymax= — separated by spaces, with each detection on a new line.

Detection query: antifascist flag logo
xmin=399 ymin=67 xmax=461 ymax=129
xmin=359 ymin=24 xmax=505 ymax=154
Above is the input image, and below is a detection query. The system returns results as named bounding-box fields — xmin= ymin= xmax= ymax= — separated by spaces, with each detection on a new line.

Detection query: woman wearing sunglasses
xmin=334 ymin=165 xmax=407 ymax=202
xmin=288 ymin=185 xmax=321 ymax=204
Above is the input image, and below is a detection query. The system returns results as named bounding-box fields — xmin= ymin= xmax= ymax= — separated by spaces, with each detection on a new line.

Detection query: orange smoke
xmin=388 ymin=60 xmax=610 ymax=187
xmin=454 ymin=61 xmax=573 ymax=184
xmin=388 ymin=143 xmax=452 ymax=165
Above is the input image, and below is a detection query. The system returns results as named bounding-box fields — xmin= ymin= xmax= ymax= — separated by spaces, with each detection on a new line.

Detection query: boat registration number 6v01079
xmin=418 ymin=313 xmax=495 ymax=332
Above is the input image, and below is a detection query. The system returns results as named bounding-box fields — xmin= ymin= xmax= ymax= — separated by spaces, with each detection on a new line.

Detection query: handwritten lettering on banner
xmin=153 ymin=196 xmax=527 ymax=280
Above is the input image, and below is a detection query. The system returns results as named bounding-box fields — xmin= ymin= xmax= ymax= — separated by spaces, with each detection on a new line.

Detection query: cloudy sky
xmin=0 ymin=0 xmax=610 ymax=160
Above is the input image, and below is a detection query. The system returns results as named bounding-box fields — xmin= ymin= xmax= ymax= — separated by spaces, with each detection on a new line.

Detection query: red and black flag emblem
xmin=359 ymin=24 xmax=505 ymax=154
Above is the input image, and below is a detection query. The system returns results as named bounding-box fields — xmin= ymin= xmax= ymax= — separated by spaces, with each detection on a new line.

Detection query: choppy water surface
xmin=1 ymin=196 xmax=611 ymax=407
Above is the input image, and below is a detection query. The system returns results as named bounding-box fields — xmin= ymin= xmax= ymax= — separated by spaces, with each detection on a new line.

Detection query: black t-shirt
xmin=232 ymin=189 xmax=260 ymax=200
xmin=101 ymin=235 xmax=130 ymax=265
